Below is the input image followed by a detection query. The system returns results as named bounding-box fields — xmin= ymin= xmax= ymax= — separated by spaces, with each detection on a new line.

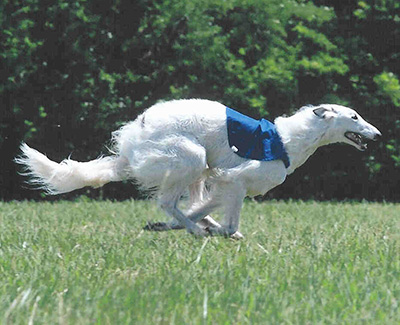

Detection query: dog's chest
xmin=240 ymin=160 xmax=288 ymax=197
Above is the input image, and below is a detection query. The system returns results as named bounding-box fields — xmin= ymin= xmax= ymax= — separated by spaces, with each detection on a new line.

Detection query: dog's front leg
xmin=206 ymin=182 xmax=246 ymax=239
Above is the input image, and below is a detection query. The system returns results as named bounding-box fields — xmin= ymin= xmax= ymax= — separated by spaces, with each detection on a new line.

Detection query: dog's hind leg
xmin=144 ymin=136 xmax=212 ymax=236
xmin=157 ymin=188 xmax=208 ymax=236
xmin=146 ymin=179 xmax=245 ymax=239
xmin=144 ymin=179 xmax=221 ymax=231
xmin=189 ymin=179 xmax=222 ymax=229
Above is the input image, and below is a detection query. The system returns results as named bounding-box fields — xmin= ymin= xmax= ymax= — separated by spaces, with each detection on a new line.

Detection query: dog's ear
xmin=313 ymin=106 xmax=336 ymax=119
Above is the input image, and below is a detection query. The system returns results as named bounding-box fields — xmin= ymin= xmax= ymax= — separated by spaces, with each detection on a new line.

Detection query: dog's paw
xmin=144 ymin=221 xmax=185 ymax=231
xmin=205 ymin=226 xmax=240 ymax=238
xmin=143 ymin=222 xmax=170 ymax=231
xmin=230 ymin=231 xmax=244 ymax=240
xmin=188 ymin=225 xmax=210 ymax=237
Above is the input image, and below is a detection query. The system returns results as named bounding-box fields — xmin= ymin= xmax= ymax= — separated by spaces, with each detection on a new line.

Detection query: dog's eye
xmin=352 ymin=114 xmax=358 ymax=120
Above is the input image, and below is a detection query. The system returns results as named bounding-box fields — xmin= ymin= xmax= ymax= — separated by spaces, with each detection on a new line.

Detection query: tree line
xmin=1 ymin=0 xmax=399 ymax=201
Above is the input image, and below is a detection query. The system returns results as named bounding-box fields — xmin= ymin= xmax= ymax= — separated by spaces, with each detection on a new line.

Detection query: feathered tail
xmin=15 ymin=143 xmax=128 ymax=194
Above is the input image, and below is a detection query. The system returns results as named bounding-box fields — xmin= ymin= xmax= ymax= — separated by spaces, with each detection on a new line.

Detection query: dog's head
xmin=312 ymin=104 xmax=381 ymax=151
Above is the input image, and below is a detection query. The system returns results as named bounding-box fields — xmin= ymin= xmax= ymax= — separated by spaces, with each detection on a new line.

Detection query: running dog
xmin=16 ymin=99 xmax=381 ymax=239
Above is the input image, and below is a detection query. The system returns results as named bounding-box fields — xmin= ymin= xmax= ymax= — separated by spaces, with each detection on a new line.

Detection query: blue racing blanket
xmin=226 ymin=107 xmax=290 ymax=168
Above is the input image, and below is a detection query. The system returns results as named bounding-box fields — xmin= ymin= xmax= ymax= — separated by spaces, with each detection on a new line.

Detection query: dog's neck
xmin=275 ymin=112 xmax=330 ymax=175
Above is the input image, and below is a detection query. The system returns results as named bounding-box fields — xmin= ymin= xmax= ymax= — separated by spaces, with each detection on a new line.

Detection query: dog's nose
xmin=373 ymin=131 xmax=382 ymax=141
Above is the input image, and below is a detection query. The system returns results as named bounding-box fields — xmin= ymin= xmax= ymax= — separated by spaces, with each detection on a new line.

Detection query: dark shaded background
xmin=1 ymin=0 xmax=399 ymax=201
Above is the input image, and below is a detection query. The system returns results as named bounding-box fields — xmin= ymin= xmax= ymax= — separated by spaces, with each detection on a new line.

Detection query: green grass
xmin=1 ymin=199 xmax=400 ymax=324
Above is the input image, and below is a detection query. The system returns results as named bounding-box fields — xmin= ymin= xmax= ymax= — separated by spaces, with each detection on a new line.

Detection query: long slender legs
xmin=205 ymin=182 xmax=246 ymax=237
xmin=188 ymin=180 xmax=222 ymax=229
xmin=144 ymin=180 xmax=221 ymax=231
xmin=145 ymin=179 xmax=246 ymax=239
xmin=157 ymin=187 xmax=208 ymax=236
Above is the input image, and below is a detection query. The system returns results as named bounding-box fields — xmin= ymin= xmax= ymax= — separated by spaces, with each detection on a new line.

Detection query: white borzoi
xmin=16 ymin=99 xmax=381 ymax=239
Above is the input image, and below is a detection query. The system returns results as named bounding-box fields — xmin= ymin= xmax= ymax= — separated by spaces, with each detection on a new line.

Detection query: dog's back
xmin=113 ymin=99 xmax=244 ymax=180
xmin=132 ymin=99 xmax=227 ymax=147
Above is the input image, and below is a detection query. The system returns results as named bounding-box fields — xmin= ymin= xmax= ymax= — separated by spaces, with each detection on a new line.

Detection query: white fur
xmin=15 ymin=143 xmax=124 ymax=194
xmin=16 ymin=99 xmax=381 ymax=238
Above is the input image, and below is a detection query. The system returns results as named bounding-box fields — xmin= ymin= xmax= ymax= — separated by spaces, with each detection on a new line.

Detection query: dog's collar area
xmin=226 ymin=107 xmax=290 ymax=168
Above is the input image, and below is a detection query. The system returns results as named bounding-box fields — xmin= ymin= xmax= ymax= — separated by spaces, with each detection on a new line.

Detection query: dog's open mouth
xmin=345 ymin=132 xmax=369 ymax=151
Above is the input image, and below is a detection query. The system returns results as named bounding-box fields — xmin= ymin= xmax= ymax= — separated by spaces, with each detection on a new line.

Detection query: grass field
xmin=1 ymin=199 xmax=400 ymax=324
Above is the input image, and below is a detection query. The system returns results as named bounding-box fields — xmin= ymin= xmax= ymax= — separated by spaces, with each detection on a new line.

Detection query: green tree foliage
xmin=1 ymin=0 xmax=398 ymax=200
xmin=309 ymin=0 xmax=399 ymax=200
